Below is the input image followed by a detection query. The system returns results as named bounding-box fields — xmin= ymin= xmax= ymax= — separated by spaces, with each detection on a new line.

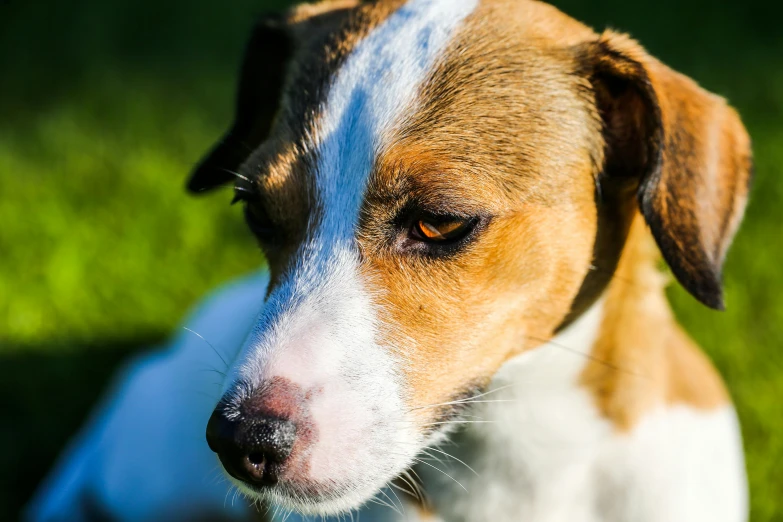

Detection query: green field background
xmin=1 ymin=0 xmax=781 ymax=519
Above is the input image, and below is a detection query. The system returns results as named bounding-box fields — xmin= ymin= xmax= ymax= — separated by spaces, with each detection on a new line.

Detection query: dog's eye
xmin=411 ymin=218 xmax=475 ymax=243
xmin=244 ymin=204 xmax=276 ymax=240
xmin=232 ymin=189 xmax=277 ymax=242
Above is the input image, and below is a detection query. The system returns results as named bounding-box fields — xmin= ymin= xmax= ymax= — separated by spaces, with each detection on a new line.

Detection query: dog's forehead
xmin=241 ymin=0 xmax=487 ymax=234
xmin=310 ymin=0 xmax=480 ymax=233
xmin=249 ymin=0 xmax=600 ymax=231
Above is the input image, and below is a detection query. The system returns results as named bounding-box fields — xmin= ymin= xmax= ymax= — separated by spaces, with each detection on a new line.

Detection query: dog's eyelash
xmin=410 ymin=217 xmax=477 ymax=244
xmin=231 ymin=185 xmax=280 ymax=243
xmin=230 ymin=185 xmax=257 ymax=205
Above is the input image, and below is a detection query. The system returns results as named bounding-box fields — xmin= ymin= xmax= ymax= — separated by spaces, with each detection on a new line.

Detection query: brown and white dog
xmin=29 ymin=0 xmax=752 ymax=521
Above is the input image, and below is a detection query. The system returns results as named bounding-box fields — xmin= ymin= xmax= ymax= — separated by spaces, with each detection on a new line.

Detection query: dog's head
xmin=193 ymin=0 xmax=751 ymax=515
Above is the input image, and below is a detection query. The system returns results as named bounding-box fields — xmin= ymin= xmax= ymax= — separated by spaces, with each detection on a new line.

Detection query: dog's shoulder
xmin=581 ymin=216 xmax=732 ymax=432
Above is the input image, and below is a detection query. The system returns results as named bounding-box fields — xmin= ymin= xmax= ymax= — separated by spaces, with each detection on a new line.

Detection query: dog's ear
xmin=187 ymin=15 xmax=292 ymax=193
xmin=582 ymin=31 xmax=752 ymax=310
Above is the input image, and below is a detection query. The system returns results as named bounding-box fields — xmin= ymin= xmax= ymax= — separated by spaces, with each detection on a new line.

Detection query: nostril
xmin=235 ymin=419 xmax=296 ymax=485
xmin=247 ymin=452 xmax=265 ymax=466
xmin=243 ymin=452 xmax=267 ymax=483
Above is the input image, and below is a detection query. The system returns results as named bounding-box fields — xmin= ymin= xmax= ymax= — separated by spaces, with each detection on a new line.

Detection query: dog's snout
xmin=206 ymin=407 xmax=297 ymax=487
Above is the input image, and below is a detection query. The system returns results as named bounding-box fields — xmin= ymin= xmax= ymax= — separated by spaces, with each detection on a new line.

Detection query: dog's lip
xmin=232 ymin=473 xmax=354 ymax=507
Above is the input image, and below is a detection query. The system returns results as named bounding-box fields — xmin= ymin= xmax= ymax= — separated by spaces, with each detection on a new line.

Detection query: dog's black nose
xmin=206 ymin=407 xmax=297 ymax=487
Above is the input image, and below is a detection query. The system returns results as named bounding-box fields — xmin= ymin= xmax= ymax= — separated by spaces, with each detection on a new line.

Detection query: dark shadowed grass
xmin=1 ymin=0 xmax=781 ymax=519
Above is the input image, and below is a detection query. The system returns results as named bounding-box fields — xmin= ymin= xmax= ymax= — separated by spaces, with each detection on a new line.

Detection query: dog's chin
xmin=229 ymin=470 xmax=408 ymax=517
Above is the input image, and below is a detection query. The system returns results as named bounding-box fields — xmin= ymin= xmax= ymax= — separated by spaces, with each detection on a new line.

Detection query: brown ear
xmin=187 ymin=14 xmax=293 ymax=193
xmin=583 ymin=31 xmax=752 ymax=310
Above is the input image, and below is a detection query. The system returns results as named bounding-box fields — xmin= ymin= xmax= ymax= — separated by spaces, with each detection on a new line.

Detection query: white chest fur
xmin=414 ymin=301 xmax=747 ymax=522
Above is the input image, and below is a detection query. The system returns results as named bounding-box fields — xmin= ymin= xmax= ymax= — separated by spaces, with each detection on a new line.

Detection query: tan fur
xmin=581 ymin=214 xmax=729 ymax=431
xmin=228 ymin=0 xmax=750 ymax=433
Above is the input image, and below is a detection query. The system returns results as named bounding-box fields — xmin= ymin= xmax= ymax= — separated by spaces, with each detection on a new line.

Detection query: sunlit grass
xmin=0 ymin=79 xmax=261 ymax=348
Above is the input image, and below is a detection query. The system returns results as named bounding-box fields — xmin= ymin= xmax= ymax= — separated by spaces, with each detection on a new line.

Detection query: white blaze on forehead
xmin=314 ymin=0 xmax=479 ymax=237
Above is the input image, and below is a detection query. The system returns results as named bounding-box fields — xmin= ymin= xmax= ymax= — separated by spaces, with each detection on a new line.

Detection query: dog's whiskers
xmin=182 ymin=327 xmax=230 ymax=370
xmin=389 ymin=479 xmax=418 ymax=499
xmin=382 ymin=485 xmax=406 ymax=516
xmin=420 ymin=420 xmax=496 ymax=427
xmin=197 ymin=367 xmax=227 ymax=377
xmin=410 ymin=457 xmax=468 ymax=493
xmin=369 ymin=492 xmax=402 ymax=516
xmin=386 ymin=450 xmax=467 ymax=495
xmin=223 ymin=484 xmax=236 ymax=509
xmin=399 ymin=469 xmax=426 ymax=503
xmin=524 ymin=333 xmax=650 ymax=379
xmin=422 ymin=447 xmax=480 ymax=477
xmin=232 ymin=185 xmax=255 ymax=197
xmin=412 ymin=399 xmax=517 ymax=413
xmin=409 ymin=384 xmax=516 ymax=412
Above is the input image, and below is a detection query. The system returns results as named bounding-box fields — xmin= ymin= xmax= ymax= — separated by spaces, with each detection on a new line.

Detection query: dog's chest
xmin=410 ymin=301 xmax=746 ymax=522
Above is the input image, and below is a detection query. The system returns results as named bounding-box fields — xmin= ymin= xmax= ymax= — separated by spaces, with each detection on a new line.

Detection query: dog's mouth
xmin=225 ymin=447 xmax=417 ymax=517
xmin=233 ymin=477 xmax=355 ymax=513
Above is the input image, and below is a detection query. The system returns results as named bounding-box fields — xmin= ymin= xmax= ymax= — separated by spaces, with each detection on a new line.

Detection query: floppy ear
xmin=583 ymin=31 xmax=752 ymax=310
xmin=186 ymin=15 xmax=293 ymax=193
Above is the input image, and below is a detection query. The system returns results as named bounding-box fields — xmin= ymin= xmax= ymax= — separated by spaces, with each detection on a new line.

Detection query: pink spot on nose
xmin=242 ymin=377 xmax=320 ymax=482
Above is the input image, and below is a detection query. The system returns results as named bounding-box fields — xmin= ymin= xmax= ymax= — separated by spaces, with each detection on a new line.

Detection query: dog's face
xmin=193 ymin=0 xmax=751 ymax=515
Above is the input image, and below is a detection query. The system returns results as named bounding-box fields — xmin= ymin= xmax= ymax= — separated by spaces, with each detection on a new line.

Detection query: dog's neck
xmin=415 ymin=297 xmax=611 ymax=521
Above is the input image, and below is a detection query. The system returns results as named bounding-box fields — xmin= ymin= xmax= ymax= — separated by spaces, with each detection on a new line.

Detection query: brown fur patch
xmin=584 ymin=31 xmax=753 ymax=310
xmin=580 ymin=214 xmax=729 ymax=431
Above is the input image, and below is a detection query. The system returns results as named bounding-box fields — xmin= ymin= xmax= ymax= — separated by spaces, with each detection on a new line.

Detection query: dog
xmin=28 ymin=0 xmax=753 ymax=520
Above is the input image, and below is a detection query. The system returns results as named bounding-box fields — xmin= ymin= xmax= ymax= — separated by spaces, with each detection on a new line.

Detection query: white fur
xmin=279 ymin=300 xmax=746 ymax=522
xmin=29 ymin=275 xmax=747 ymax=522
xmin=595 ymin=405 xmax=747 ymax=522
xmin=222 ymin=0 xmax=479 ymax=515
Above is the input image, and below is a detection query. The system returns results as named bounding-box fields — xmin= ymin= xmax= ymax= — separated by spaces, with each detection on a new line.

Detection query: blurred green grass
xmin=0 ymin=0 xmax=781 ymax=519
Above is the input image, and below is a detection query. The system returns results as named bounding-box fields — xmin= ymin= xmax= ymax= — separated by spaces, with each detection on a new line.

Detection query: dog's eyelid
xmin=405 ymin=213 xmax=485 ymax=252
xmin=395 ymin=197 xmax=487 ymax=221
xmin=231 ymin=185 xmax=282 ymax=245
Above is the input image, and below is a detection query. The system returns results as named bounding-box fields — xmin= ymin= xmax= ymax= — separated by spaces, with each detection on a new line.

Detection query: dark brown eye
xmin=232 ymin=188 xmax=277 ymax=242
xmin=243 ymin=204 xmax=276 ymax=239
xmin=411 ymin=218 xmax=474 ymax=243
